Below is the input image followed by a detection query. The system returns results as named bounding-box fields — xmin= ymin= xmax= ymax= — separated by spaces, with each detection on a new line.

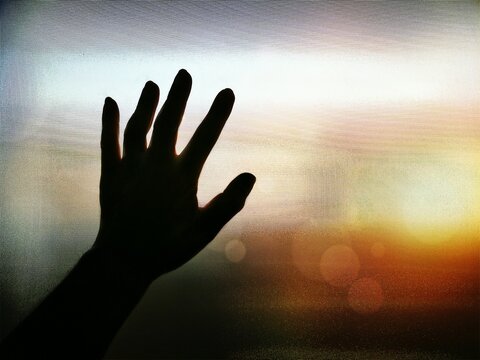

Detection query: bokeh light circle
xmin=348 ymin=277 xmax=383 ymax=314
xmin=319 ymin=245 xmax=360 ymax=288
xmin=291 ymin=224 xmax=346 ymax=281
xmin=225 ymin=239 xmax=246 ymax=263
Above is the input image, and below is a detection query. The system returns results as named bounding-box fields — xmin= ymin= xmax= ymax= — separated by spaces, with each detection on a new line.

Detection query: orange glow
xmin=348 ymin=277 xmax=384 ymax=314
xmin=320 ymin=245 xmax=360 ymax=288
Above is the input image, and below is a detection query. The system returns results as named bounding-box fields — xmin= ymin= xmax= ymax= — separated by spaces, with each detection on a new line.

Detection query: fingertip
xmin=240 ymin=173 xmax=256 ymax=194
xmin=145 ymin=80 xmax=160 ymax=94
xmin=238 ymin=172 xmax=256 ymax=186
xmin=174 ymin=69 xmax=192 ymax=90
xmin=221 ymin=88 xmax=235 ymax=100
xmin=178 ymin=68 xmax=191 ymax=79
xmin=213 ymin=88 xmax=234 ymax=111
xmin=103 ymin=97 xmax=118 ymax=113
xmin=229 ymin=172 xmax=256 ymax=197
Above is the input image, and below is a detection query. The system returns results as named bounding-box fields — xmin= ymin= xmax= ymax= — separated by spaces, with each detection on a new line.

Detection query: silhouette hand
xmin=94 ymin=70 xmax=255 ymax=280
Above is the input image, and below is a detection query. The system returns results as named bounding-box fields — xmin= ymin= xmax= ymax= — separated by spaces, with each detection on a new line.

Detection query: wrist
xmin=80 ymin=246 xmax=154 ymax=292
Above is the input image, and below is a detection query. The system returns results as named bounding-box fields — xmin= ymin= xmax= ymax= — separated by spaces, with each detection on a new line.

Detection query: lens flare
xmin=225 ymin=239 xmax=246 ymax=263
xmin=319 ymin=245 xmax=360 ymax=288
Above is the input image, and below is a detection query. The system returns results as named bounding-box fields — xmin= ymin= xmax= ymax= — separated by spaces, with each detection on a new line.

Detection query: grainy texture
xmin=1 ymin=1 xmax=479 ymax=358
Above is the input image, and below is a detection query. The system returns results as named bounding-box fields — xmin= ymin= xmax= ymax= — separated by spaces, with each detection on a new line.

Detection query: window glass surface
xmin=1 ymin=1 xmax=479 ymax=358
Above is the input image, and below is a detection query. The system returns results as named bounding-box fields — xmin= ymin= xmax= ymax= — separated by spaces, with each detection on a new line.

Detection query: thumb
xmin=196 ymin=172 xmax=256 ymax=244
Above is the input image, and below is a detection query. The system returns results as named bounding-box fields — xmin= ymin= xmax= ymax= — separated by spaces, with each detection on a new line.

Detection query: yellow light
xmin=397 ymin=161 xmax=478 ymax=242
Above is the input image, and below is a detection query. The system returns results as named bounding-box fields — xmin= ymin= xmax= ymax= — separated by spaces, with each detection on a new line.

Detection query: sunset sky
xmin=1 ymin=1 xmax=479 ymax=358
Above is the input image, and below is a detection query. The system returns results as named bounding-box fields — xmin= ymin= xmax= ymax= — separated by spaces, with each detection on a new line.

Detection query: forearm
xmin=0 ymin=247 xmax=152 ymax=359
